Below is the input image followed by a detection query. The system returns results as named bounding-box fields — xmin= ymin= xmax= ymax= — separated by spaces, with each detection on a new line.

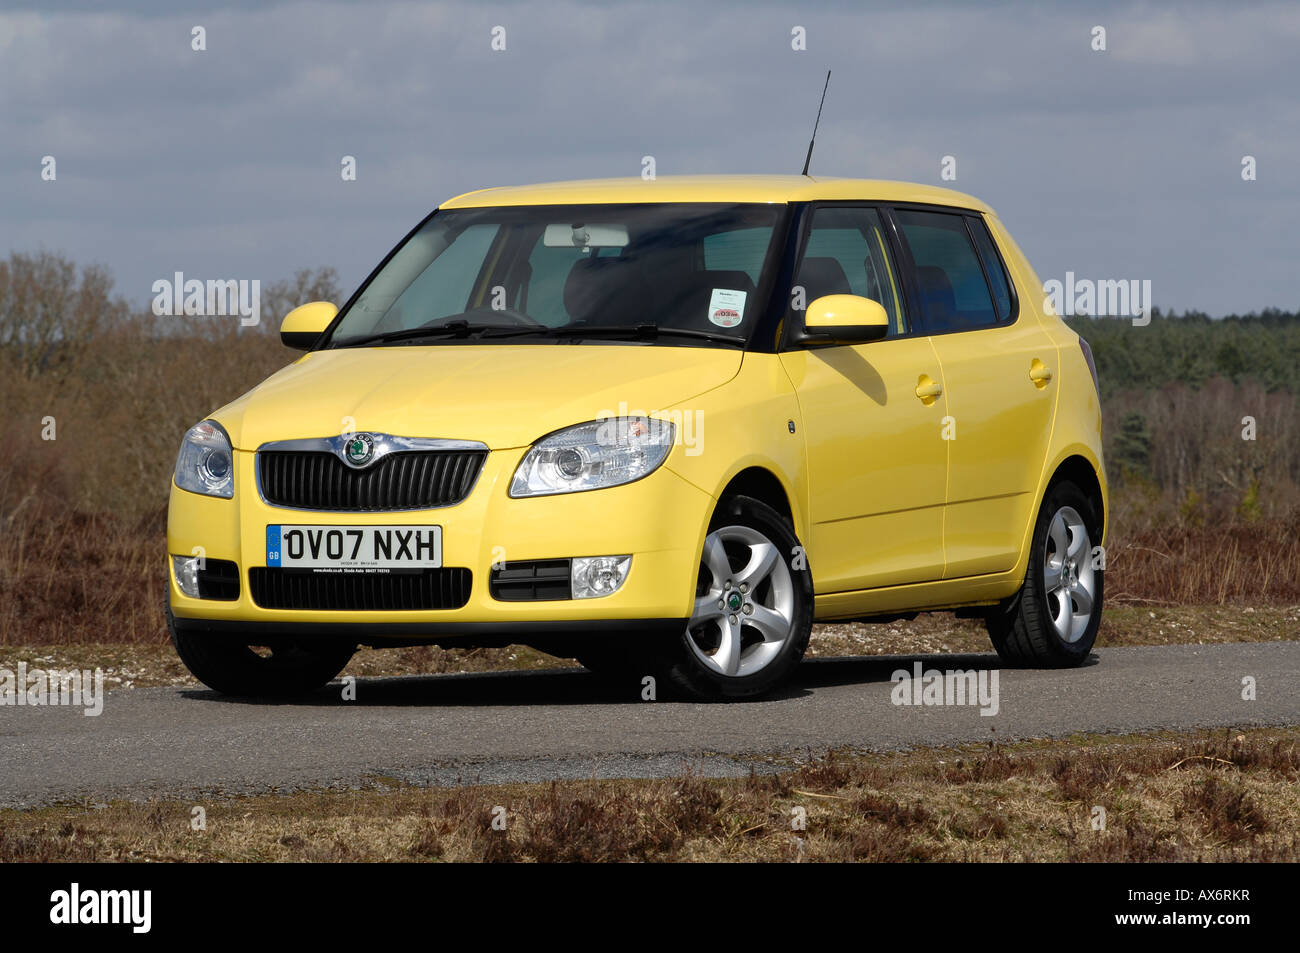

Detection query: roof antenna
xmin=800 ymin=70 xmax=831 ymax=177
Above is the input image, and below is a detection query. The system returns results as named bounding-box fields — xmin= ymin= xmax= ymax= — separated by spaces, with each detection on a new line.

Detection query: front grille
xmin=249 ymin=567 xmax=472 ymax=611
xmin=489 ymin=559 xmax=572 ymax=601
xmin=259 ymin=450 xmax=485 ymax=511
xmin=197 ymin=558 xmax=240 ymax=600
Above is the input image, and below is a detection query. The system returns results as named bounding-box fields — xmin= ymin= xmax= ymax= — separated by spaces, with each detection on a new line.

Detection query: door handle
xmin=1029 ymin=359 xmax=1053 ymax=387
xmin=915 ymin=374 xmax=942 ymax=404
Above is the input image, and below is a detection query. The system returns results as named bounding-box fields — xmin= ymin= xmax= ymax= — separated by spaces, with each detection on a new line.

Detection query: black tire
xmin=986 ymin=480 xmax=1104 ymax=667
xmin=168 ymin=604 xmax=354 ymax=697
xmin=665 ymin=495 xmax=813 ymax=700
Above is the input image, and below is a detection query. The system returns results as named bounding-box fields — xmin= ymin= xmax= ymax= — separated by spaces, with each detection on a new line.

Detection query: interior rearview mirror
xmin=798 ymin=294 xmax=890 ymax=345
xmin=543 ymin=222 xmax=629 ymax=248
xmin=280 ymin=301 xmax=338 ymax=350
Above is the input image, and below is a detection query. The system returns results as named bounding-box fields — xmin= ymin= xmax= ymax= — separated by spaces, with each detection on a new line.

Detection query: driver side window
xmin=794 ymin=207 xmax=908 ymax=336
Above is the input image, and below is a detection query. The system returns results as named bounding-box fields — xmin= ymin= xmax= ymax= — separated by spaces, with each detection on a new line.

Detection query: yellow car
xmin=167 ymin=175 xmax=1106 ymax=700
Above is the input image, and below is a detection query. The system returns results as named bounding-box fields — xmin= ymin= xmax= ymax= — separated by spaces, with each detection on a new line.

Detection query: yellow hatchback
xmin=167 ymin=175 xmax=1106 ymax=700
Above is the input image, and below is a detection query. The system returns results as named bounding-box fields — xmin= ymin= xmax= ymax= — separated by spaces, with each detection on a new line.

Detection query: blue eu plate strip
xmin=266 ymin=524 xmax=282 ymax=567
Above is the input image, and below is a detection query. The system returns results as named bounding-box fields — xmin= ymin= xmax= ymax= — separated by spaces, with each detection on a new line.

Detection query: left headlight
xmin=510 ymin=416 xmax=675 ymax=497
xmin=173 ymin=420 xmax=234 ymax=499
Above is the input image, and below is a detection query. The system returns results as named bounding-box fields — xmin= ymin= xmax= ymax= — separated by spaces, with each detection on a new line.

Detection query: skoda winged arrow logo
xmin=343 ymin=432 xmax=376 ymax=467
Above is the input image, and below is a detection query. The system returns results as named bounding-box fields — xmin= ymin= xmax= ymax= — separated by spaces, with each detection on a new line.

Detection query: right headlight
xmin=510 ymin=417 xmax=675 ymax=497
xmin=173 ymin=420 xmax=234 ymax=499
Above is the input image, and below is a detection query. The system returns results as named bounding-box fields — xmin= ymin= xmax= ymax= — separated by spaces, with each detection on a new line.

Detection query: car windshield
xmin=325 ymin=203 xmax=784 ymax=348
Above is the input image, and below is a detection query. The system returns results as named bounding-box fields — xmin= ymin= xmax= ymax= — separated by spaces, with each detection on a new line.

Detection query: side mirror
xmin=280 ymin=301 xmax=338 ymax=350
xmin=798 ymin=294 xmax=890 ymax=345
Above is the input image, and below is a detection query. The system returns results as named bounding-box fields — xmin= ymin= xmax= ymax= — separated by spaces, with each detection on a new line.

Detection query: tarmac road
xmin=1 ymin=643 xmax=1296 ymax=808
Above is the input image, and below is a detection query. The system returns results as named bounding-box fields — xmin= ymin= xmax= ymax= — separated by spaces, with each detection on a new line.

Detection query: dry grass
xmin=2 ymin=728 xmax=1296 ymax=862
xmin=1105 ymin=519 xmax=1300 ymax=607
xmin=0 ymin=507 xmax=166 ymax=645
xmin=0 ymin=316 xmax=290 ymax=645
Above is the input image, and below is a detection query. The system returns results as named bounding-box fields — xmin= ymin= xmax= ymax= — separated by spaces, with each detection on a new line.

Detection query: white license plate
xmin=266 ymin=525 xmax=442 ymax=571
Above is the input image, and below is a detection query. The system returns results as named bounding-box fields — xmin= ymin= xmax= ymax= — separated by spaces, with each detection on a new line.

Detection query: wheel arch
xmin=716 ymin=465 xmax=798 ymax=531
xmin=1045 ymin=451 xmax=1107 ymax=542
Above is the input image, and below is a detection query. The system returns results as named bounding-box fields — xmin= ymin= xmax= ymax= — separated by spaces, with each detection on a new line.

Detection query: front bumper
xmin=167 ymin=445 xmax=711 ymax=640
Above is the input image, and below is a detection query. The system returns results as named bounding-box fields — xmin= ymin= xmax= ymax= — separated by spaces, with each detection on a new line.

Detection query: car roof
xmin=439 ymin=175 xmax=994 ymax=214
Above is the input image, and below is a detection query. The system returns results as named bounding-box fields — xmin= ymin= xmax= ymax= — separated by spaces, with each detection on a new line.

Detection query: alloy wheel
xmin=686 ymin=524 xmax=795 ymax=677
xmin=1042 ymin=505 xmax=1096 ymax=644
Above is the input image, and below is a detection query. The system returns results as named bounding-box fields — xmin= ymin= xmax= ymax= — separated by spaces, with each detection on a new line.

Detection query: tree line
xmin=1066 ymin=309 xmax=1300 ymax=398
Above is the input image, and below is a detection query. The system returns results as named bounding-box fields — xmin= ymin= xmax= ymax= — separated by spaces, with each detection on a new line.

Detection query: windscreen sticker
xmin=708 ymin=288 xmax=746 ymax=328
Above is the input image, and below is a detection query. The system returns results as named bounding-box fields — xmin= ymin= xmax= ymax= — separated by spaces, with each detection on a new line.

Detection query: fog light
xmin=173 ymin=555 xmax=201 ymax=598
xmin=571 ymin=555 xmax=632 ymax=599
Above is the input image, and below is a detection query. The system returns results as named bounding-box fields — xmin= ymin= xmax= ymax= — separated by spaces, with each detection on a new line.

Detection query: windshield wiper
xmin=330 ymin=319 xmax=533 ymax=348
xmin=548 ymin=324 xmax=746 ymax=346
xmin=332 ymin=320 xmax=746 ymax=349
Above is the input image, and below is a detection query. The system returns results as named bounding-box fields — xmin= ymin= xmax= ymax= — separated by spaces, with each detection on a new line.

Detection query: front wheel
xmin=986 ymin=480 xmax=1103 ymax=667
xmin=666 ymin=495 xmax=813 ymax=700
xmin=168 ymin=606 xmax=354 ymax=697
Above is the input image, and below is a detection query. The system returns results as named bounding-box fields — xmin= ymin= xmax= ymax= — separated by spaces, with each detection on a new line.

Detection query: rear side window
xmin=894 ymin=209 xmax=999 ymax=333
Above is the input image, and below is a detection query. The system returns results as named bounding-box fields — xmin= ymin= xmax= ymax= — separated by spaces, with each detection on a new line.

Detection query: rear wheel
xmin=168 ymin=606 xmax=354 ymax=697
xmin=986 ymin=480 xmax=1103 ymax=667
xmin=666 ymin=495 xmax=813 ymax=700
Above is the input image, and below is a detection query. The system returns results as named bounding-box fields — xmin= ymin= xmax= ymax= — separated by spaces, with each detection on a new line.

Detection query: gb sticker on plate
xmin=707 ymin=288 xmax=746 ymax=328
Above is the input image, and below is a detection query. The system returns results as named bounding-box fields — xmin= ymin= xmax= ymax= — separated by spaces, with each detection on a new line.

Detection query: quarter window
xmin=968 ymin=217 xmax=1014 ymax=323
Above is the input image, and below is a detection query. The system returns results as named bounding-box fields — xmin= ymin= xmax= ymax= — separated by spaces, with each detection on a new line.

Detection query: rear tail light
xmin=1078 ymin=336 xmax=1100 ymax=397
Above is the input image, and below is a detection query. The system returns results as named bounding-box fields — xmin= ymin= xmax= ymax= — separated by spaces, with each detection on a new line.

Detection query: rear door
xmin=779 ymin=205 xmax=949 ymax=592
xmin=890 ymin=207 xmax=1058 ymax=578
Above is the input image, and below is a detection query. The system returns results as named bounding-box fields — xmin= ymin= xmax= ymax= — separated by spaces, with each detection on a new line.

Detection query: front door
xmin=780 ymin=206 xmax=950 ymax=593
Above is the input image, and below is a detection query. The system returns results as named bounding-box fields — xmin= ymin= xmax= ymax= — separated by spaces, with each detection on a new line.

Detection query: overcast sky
xmin=2 ymin=0 xmax=1296 ymax=316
